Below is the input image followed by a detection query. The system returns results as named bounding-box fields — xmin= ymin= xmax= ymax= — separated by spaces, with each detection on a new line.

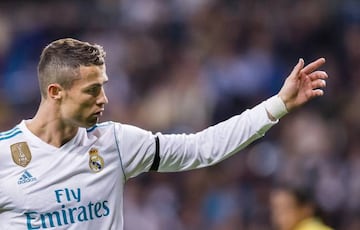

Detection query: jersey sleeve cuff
xmin=264 ymin=95 xmax=288 ymax=120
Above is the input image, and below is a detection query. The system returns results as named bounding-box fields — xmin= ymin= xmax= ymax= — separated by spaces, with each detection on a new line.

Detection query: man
xmin=0 ymin=38 xmax=328 ymax=229
xmin=270 ymin=183 xmax=333 ymax=230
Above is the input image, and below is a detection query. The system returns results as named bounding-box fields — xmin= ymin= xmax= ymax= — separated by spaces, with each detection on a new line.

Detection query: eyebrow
xmin=82 ymin=83 xmax=102 ymax=92
xmin=88 ymin=79 xmax=108 ymax=87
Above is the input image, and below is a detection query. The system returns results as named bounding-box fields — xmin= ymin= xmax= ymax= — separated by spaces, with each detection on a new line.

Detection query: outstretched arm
xmin=120 ymin=58 xmax=329 ymax=175
xmin=277 ymin=58 xmax=328 ymax=112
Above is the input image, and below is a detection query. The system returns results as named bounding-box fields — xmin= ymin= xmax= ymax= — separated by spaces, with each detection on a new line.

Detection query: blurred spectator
xmin=270 ymin=182 xmax=333 ymax=230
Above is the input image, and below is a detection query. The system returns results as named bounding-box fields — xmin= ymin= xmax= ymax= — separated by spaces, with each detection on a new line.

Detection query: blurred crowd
xmin=0 ymin=0 xmax=359 ymax=229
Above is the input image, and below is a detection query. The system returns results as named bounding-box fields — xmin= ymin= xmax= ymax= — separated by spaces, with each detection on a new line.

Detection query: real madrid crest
xmin=88 ymin=147 xmax=104 ymax=173
xmin=11 ymin=142 xmax=32 ymax=167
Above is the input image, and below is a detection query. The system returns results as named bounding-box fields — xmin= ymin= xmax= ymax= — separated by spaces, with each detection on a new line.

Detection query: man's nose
xmin=97 ymin=88 xmax=109 ymax=105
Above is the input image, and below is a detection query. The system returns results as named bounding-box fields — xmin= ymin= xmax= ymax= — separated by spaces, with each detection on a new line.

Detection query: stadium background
xmin=0 ymin=0 xmax=359 ymax=229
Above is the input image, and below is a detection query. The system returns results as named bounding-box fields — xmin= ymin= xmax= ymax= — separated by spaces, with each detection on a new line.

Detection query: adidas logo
xmin=17 ymin=170 xmax=37 ymax=185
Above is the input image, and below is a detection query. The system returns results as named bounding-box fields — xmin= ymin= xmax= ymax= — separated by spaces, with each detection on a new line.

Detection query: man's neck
xmin=25 ymin=104 xmax=78 ymax=148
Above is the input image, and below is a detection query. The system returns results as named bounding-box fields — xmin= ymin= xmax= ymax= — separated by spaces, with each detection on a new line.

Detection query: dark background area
xmin=0 ymin=0 xmax=359 ymax=229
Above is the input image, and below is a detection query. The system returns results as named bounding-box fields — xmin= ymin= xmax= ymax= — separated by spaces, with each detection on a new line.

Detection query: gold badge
xmin=11 ymin=142 xmax=32 ymax=167
xmin=88 ymin=148 xmax=104 ymax=173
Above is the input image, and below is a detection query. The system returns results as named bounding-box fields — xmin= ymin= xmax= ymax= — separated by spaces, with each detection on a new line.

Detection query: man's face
xmin=60 ymin=64 xmax=109 ymax=128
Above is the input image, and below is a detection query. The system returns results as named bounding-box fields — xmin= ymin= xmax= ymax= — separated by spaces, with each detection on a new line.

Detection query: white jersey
xmin=0 ymin=95 xmax=286 ymax=229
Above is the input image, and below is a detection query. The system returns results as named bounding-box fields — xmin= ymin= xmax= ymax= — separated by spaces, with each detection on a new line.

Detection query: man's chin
xmin=85 ymin=118 xmax=99 ymax=128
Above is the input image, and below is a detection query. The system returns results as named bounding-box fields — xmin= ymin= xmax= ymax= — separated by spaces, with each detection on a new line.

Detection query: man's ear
xmin=48 ymin=84 xmax=63 ymax=100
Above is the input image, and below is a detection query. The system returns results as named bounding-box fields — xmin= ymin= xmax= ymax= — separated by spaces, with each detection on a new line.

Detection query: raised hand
xmin=278 ymin=58 xmax=328 ymax=111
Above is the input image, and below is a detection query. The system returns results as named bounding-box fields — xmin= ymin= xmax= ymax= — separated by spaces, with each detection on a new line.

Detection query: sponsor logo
xmin=25 ymin=188 xmax=110 ymax=229
xmin=18 ymin=170 xmax=37 ymax=184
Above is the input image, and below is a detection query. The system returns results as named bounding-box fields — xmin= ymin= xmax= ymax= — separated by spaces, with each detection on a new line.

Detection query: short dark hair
xmin=275 ymin=183 xmax=315 ymax=207
xmin=37 ymin=38 xmax=106 ymax=98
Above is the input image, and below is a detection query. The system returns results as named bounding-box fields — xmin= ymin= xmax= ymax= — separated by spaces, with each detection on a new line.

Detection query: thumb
xmin=290 ymin=58 xmax=304 ymax=79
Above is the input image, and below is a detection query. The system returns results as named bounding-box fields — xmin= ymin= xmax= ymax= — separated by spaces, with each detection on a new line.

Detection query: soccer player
xmin=0 ymin=38 xmax=328 ymax=229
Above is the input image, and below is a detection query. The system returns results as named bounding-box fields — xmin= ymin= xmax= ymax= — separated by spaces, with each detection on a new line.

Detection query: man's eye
xmin=86 ymin=87 xmax=100 ymax=96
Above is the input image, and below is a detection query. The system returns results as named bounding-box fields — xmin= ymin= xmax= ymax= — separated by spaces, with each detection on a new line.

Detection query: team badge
xmin=11 ymin=142 xmax=32 ymax=167
xmin=88 ymin=148 xmax=104 ymax=173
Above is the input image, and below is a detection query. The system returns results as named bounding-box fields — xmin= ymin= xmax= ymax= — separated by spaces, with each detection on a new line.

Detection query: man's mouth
xmin=94 ymin=109 xmax=104 ymax=116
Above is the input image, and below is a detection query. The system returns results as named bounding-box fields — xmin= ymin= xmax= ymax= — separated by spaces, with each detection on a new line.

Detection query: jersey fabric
xmin=294 ymin=218 xmax=333 ymax=230
xmin=0 ymin=95 xmax=285 ymax=229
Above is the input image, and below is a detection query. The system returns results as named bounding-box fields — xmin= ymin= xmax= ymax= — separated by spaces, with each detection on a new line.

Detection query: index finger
xmin=301 ymin=58 xmax=326 ymax=74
